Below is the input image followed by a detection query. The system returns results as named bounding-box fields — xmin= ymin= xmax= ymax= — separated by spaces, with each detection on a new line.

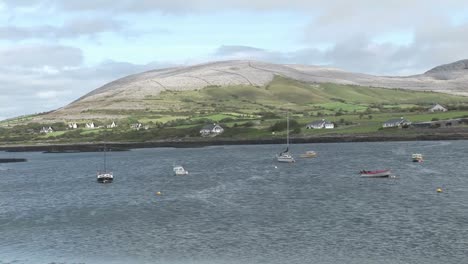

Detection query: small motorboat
xmin=359 ymin=169 xmax=391 ymax=178
xmin=412 ymin=153 xmax=423 ymax=162
xmin=173 ymin=166 xmax=189 ymax=176
xmin=300 ymin=151 xmax=317 ymax=158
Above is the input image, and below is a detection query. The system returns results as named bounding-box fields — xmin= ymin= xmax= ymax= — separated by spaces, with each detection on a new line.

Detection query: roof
xmin=201 ymin=124 xmax=221 ymax=130
xmin=307 ymin=120 xmax=326 ymax=126
xmin=385 ymin=117 xmax=408 ymax=123
xmin=384 ymin=118 xmax=409 ymax=124
xmin=430 ymin=103 xmax=447 ymax=109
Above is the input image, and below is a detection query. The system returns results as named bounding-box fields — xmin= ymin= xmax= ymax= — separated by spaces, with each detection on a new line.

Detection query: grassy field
xmin=2 ymin=76 xmax=468 ymax=144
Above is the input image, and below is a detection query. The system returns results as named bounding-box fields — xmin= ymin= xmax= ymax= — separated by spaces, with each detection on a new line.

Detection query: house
xmin=106 ymin=121 xmax=117 ymax=128
xmin=306 ymin=119 xmax=335 ymax=129
xmin=200 ymin=123 xmax=224 ymax=137
xmin=412 ymin=119 xmax=461 ymax=128
xmin=382 ymin=117 xmax=411 ymax=128
xmin=86 ymin=122 xmax=95 ymax=129
xmin=68 ymin=123 xmax=78 ymax=129
xmin=429 ymin=104 xmax=448 ymax=112
xmin=40 ymin=126 xmax=54 ymax=134
xmin=324 ymin=121 xmax=335 ymax=129
xmin=130 ymin=123 xmax=142 ymax=130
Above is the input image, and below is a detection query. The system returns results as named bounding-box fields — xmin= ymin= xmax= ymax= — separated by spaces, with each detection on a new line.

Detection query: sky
xmin=1 ymin=0 xmax=468 ymax=120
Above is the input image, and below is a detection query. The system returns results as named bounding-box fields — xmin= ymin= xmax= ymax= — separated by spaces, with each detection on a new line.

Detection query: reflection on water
xmin=0 ymin=141 xmax=467 ymax=264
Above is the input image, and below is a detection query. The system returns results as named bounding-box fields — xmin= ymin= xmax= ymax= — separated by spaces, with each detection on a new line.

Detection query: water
xmin=0 ymin=141 xmax=468 ymax=264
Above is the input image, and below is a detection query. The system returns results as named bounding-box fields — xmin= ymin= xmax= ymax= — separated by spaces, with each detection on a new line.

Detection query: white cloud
xmin=0 ymin=53 xmax=172 ymax=120
xmin=1 ymin=0 xmax=468 ymax=120
xmin=36 ymin=90 xmax=61 ymax=99
xmin=0 ymin=45 xmax=83 ymax=69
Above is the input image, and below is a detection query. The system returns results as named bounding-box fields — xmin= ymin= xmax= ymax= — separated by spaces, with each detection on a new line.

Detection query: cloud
xmin=0 ymin=18 xmax=125 ymax=40
xmin=2 ymin=0 xmax=468 ymax=120
xmin=0 ymin=45 xmax=83 ymax=69
xmin=1 ymin=0 xmax=465 ymax=14
xmin=0 ymin=50 xmax=171 ymax=120
xmin=214 ymin=17 xmax=468 ymax=76
xmin=36 ymin=90 xmax=65 ymax=99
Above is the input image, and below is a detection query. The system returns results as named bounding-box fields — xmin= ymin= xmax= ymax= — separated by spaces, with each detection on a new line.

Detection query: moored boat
xmin=412 ymin=153 xmax=423 ymax=162
xmin=276 ymin=112 xmax=295 ymax=163
xmin=300 ymin=151 xmax=317 ymax=158
xmin=359 ymin=169 xmax=391 ymax=178
xmin=97 ymin=145 xmax=113 ymax=183
xmin=173 ymin=166 xmax=189 ymax=175
xmin=97 ymin=172 xmax=113 ymax=183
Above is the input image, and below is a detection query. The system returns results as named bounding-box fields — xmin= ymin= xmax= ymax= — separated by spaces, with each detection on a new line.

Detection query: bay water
xmin=0 ymin=141 xmax=467 ymax=263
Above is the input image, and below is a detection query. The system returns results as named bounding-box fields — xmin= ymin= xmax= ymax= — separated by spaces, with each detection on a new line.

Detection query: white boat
xmin=359 ymin=169 xmax=391 ymax=178
xmin=97 ymin=146 xmax=113 ymax=183
xmin=412 ymin=153 xmax=423 ymax=162
xmin=276 ymin=113 xmax=295 ymax=163
xmin=300 ymin=151 xmax=317 ymax=158
xmin=173 ymin=166 xmax=189 ymax=176
xmin=97 ymin=172 xmax=113 ymax=183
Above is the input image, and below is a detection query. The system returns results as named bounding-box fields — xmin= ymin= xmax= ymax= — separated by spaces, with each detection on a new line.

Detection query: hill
xmin=23 ymin=60 xmax=463 ymax=121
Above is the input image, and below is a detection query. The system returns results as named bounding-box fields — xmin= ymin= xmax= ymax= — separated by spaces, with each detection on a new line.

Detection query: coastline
xmin=1 ymin=132 xmax=468 ymax=152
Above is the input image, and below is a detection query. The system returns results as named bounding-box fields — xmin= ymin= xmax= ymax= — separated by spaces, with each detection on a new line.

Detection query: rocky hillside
xmin=40 ymin=59 xmax=468 ymax=121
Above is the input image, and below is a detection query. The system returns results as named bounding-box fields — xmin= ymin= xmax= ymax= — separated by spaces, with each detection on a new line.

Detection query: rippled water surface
xmin=1 ymin=141 xmax=468 ymax=263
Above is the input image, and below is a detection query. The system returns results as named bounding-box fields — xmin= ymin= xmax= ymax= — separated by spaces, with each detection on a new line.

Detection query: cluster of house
xmin=40 ymin=121 xmax=146 ymax=134
xmin=37 ymin=104 xmax=454 ymax=135
xmin=382 ymin=117 xmax=468 ymax=129
xmin=40 ymin=127 xmax=54 ymax=134
xmin=382 ymin=104 xmax=450 ymax=129
xmin=130 ymin=123 xmax=150 ymax=131
xmin=67 ymin=121 xmax=117 ymax=130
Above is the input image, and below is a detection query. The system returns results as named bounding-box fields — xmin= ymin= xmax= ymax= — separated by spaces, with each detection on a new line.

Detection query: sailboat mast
xmin=286 ymin=112 xmax=289 ymax=147
xmin=103 ymin=145 xmax=107 ymax=172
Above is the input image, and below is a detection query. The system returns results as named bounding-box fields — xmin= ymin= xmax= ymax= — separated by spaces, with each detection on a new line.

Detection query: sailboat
xmin=97 ymin=145 xmax=113 ymax=183
xmin=276 ymin=113 xmax=295 ymax=163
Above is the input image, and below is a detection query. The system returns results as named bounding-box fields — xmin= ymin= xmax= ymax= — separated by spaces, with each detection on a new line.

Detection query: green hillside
xmin=2 ymin=75 xmax=468 ymax=144
xmin=138 ymin=76 xmax=468 ymax=119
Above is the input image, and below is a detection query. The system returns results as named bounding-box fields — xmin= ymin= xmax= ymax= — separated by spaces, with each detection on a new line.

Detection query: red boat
xmin=359 ymin=169 xmax=391 ymax=178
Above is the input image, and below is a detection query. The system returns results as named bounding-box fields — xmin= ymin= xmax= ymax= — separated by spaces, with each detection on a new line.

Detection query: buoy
xmin=274 ymin=166 xmax=278 ymax=169
xmin=156 ymin=191 xmax=162 ymax=196
xmin=436 ymin=188 xmax=442 ymax=193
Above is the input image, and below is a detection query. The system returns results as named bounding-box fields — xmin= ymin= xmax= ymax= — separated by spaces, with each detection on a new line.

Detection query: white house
xmin=200 ymin=123 xmax=224 ymax=137
xmin=429 ymin=104 xmax=448 ymax=112
xmin=86 ymin=122 xmax=95 ymax=129
xmin=106 ymin=121 xmax=117 ymax=128
xmin=306 ymin=119 xmax=335 ymax=129
xmin=383 ymin=117 xmax=411 ymax=128
xmin=131 ymin=123 xmax=142 ymax=130
xmin=324 ymin=121 xmax=335 ymax=129
xmin=40 ymin=126 xmax=54 ymax=134
xmin=68 ymin=123 xmax=78 ymax=129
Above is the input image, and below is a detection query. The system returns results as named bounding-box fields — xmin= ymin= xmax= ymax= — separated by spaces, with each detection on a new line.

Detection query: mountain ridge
xmin=41 ymin=59 xmax=468 ymax=121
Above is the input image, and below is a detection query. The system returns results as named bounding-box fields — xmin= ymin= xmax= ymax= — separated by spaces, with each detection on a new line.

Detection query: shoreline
xmin=1 ymin=132 xmax=468 ymax=152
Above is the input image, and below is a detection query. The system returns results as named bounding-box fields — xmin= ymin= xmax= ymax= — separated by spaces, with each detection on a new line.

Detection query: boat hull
xmin=300 ymin=151 xmax=317 ymax=158
xmin=97 ymin=177 xmax=113 ymax=183
xmin=173 ymin=166 xmax=188 ymax=175
xmin=360 ymin=170 xmax=391 ymax=178
xmin=276 ymin=156 xmax=295 ymax=163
